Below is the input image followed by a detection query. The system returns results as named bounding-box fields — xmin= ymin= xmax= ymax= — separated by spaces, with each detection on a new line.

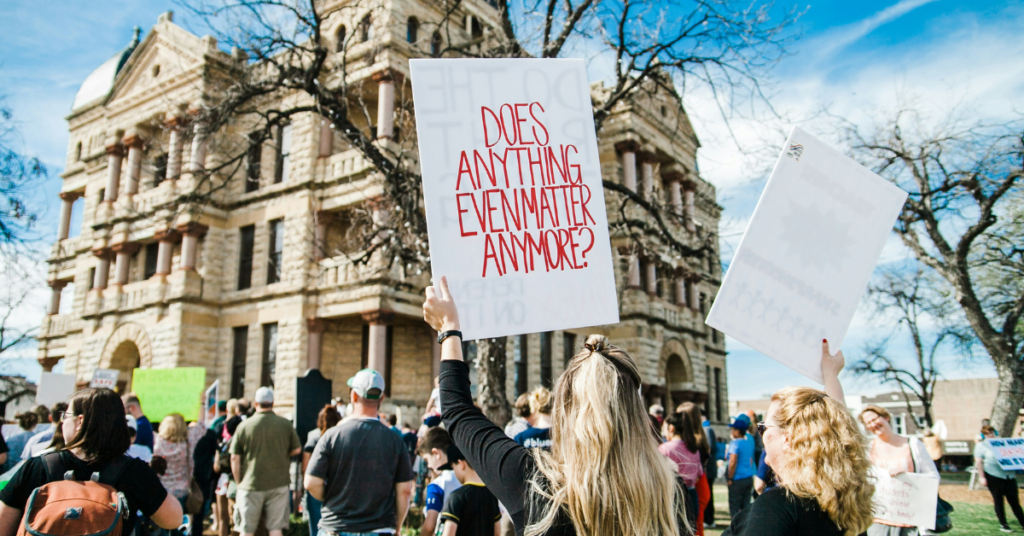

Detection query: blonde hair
xmin=771 ymin=387 xmax=874 ymax=535
xmin=226 ymin=398 xmax=239 ymax=417
xmin=159 ymin=413 xmax=188 ymax=443
xmin=526 ymin=335 xmax=684 ymax=536
xmin=529 ymin=386 xmax=552 ymax=415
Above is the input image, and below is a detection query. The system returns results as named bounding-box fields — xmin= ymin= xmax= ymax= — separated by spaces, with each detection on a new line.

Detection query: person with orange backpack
xmin=0 ymin=388 xmax=183 ymax=536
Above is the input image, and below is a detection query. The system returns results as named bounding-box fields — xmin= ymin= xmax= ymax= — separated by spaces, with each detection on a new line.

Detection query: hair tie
xmin=584 ymin=342 xmax=598 ymax=354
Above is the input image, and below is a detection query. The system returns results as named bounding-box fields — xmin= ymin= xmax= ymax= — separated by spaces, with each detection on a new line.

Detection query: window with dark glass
xmin=267 ymin=219 xmax=284 ymax=284
xmin=245 ymin=133 xmax=261 ymax=193
xmin=144 ymin=242 xmax=159 ymax=279
xmin=153 ymin=153 xmax=168 ymax=187
xmin=704 ymin=365 xmax=712 ymax=419
xmin=407 ymin=17 xmax=418 ymax=43
xmin=238 ymin=225 xmax=255 ymax=290
xmin=430 ymin=32 xmax=442 ymax=57
xmin=514 ymin=335 xmax=528 ymax=397
xmin=562 ymin=332 xmax=576 ymax=367
xmin=714 ymin=367 xmax=722 ymax=422
xmin=335 ymin=25 xmax=347 ymax=52
xmin=261 ymin=323 xmax=278 ymax=388
xmin=231 ymin=326 xmax=248 ymax=398
xmin=273 ymin=124 xmax=291 ymax=184
xmin=540 ymin=331 xmax=553 ymax=388
xmin=359 ymin=15 xmax=372 ymax=42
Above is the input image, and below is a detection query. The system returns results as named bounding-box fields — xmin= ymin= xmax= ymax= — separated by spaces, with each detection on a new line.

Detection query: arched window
xmin=407 ymin=17 xmax=419 ymax=43
xmin=430 ymin=31 xmax=442 ymax=57
xmin=335 ymin=25 xmax=347 ymax=53
xmin=471 ymin=17 xmax=483 ymax=41
xmin=75 ymin=141 xmax=82 ymax=161
xmin=359 ymin=14 xmax=372 ymax=42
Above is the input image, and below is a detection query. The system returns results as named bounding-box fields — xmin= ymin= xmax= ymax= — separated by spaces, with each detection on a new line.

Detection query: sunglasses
xmin=757 ymin=422 xmax=781 ymax=435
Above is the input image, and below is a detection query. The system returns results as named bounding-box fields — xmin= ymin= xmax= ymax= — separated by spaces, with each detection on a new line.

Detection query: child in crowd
xmin=440 ymin=444 xmax=501 ymax=536
xmin=417 ymin=427 xmax=462 ymax=536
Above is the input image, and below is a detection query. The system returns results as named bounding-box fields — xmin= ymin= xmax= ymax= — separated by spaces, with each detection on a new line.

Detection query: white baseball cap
xmin=347 ymin=369 xmax=385 ymax=400
xmin=255 ymin=386 xmax=275 ymax=405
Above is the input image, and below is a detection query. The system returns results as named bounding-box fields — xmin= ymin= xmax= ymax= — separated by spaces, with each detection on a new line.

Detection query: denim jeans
xmin=306 ymin=492 xmax=322 ymax=536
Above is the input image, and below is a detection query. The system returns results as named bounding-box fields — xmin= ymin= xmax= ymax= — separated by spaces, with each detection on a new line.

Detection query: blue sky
xmin=1 ymin=0 xmax=1021 ymax=399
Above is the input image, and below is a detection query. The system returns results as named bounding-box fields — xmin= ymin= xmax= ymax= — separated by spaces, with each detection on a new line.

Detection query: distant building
xmin=0 ymin=376 xmax=38 ymax=421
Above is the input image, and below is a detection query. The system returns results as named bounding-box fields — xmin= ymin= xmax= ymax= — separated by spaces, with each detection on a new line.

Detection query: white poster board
xmin=872 ymin=470 xmax=938 ymax=529
xmin=987 ymin=438 xmax=1024 ymax=471
xmin=409 ymin=59 xmax=619 ymax=340
xmin=36 ymin=372 xmax=77 ymax=407
xmin=89 ymin=368 xmax=120 ymax=389
xmin=706 ymin=127 xmax=907 ymax=382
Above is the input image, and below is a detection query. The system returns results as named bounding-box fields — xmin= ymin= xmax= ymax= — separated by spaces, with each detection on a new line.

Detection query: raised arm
xmin=424 ymin=277 xmax=535 ymax=521
xmin=821 ymin=339 xmax=846 ymax=402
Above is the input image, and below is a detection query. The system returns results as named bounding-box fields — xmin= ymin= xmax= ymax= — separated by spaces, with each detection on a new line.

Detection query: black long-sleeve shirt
xmin=440 ymin=359 xmax=689 ymax=536
xmin=723 ymin=486 xmax=844 ymax=536
xmin=440 ymin=360 xmax=574 ymax=536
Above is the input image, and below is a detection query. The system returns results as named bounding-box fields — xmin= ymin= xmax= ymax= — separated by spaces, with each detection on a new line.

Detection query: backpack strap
xmin=41 ymin=451 xmax=70 ymax=482
xmin=97 ymin=455 xmax=132 ymax=487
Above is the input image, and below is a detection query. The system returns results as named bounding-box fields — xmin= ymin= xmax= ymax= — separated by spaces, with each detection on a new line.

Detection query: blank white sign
xmin=706 ymin=126 xmax=907 ymax=383
xmin=36 ymin=372 xmax=77 ymax=407
xmin=410 ymin=59 xmax=619 ymax=340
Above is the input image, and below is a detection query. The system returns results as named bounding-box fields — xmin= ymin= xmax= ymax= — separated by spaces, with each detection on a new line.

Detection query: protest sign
xmin=706 ymin=126 xmax=907 ymax=383
xmin=36 ymin=372 xmax=76 ymax=407
xmin=89 ymin=368 xmax=120 ymax=389
xmin=872 ymin=470 xmax=938 ymax=529
xmin=987 ymin=438 xmax=1024 ymax=471
xmin=409 ymin=59 xmax=619 ymax=340
xmin=131 ymin=368 xmax=206 ymax=422
xmin=204 ymin=380 xmax=219 ymax=423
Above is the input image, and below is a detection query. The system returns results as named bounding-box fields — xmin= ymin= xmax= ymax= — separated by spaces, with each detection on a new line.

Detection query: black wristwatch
xmin=437 ymin=330 xmax=463 ymax=345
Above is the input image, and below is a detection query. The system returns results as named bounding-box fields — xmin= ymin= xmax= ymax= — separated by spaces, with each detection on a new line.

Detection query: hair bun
xmin=584 ymin=334 xmax=608 ymax=353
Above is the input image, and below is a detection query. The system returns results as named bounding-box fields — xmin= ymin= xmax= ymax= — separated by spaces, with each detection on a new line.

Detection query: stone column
xmin=93 ymin=249 xmax=112 ymax=290
xmin=675 ymin=275 xmax=686 ymax=306
xmin=627 ymin=255 xmax=641 ymax=288
xmin=47 ymin=280 xmax=67 ymax=316
xmin=314 ymin=211 xmax=334 ymax=261
xmin=166 ymin=116 xmax=185 ymax=180
xmin=122 ymin=134 xmax=144 ymax=196
xmin=645 ymin=260 xmax=657 ymax=295
xmin=362 ymin=310 xmax=393 ymax=377
xmin=640 ymin=153 xmax=656 ymax=201
xmin=615 ymin=141 xmax=639 ymax=192
xmin=57 ymin=192 xmax=80 ymax=240
xmin=153 ymin=229 xmax=179 ymax=276
xmin=176 ymin=223 xmax=209 ymax=271
xmin=189 ymin=120 xmax=208 ymax=172
xmin=111 ymin=242 xmax=139 ymax=286
xmin=38 ymin=357 xmax=60 ymax=373
xmin=687 ymin=278 xmax=700 ymax=311
xmin=373 ymin=71 xmax=395 ymax=140
xmin=103 ymin=144 xmax=124 ymax=202
xmin=307 ymin=318 xmax=325 ymax=370
xmin=683 ymin=180 xmax=696 ymax=232
xmin=318 ymin=119 xmax=333 ymax=158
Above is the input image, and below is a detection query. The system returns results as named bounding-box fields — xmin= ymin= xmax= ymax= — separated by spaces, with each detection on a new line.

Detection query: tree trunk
xmin=476 ymin=336 xmax=512 ymax=428
xmin=990 ymin=365 xmax=1024 ymax=437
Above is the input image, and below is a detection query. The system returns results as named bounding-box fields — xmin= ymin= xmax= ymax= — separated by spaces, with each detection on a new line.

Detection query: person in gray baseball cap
xmin=304 ymin=369 xmax=414 ymax=535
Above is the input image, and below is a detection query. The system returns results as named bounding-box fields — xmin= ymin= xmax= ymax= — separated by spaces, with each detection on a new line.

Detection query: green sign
xmin=131 ymin=368 xmax=207 ymax=422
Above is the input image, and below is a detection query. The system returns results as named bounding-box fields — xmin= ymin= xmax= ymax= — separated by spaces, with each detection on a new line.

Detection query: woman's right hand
xmin=424 ymin=276 xmax=461 ymax=332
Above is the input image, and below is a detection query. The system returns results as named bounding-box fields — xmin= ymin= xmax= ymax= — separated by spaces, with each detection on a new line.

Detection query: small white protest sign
xmin=987 ymin=438 xmax=1024 ymax=471
xmin=36 ymin=372 xmax=77 ymax=407
xmin=410 ymin=59 xmax=619 ymax=340
xmin=872 ymin=470 xmax=938 ymax=529
xmin=204 ymin=380 xmax=220 ymax=423
xmin=706 ymin=126 xmax=907 ymax=383
xmin=89 ymin=368 xmax=120 ymax=389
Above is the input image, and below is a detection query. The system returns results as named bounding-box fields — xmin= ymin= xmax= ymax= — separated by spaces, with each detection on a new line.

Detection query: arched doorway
xmin=665 ymin=354 xmax=689 ymax=411
xmin=99 ymin=323 xmax=153 ymax=394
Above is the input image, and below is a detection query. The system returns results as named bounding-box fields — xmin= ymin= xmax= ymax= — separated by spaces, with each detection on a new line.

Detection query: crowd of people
xmin=0 ymin=277 xmax=1012 ymax=536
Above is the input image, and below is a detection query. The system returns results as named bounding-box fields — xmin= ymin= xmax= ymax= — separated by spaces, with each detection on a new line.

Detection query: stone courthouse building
xmin=37 ymin=1 xmax=727 ymax=426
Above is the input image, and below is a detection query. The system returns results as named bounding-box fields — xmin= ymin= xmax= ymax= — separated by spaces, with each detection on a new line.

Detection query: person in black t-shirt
xmin=439 ymin=444 xmax=500 ymax=536
xmin=724 ymin=341 xmax=875 ymax=536
xmin=0 ymin=388 xmax=182 ymax=536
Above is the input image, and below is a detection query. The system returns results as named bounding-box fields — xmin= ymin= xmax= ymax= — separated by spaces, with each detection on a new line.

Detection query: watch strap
xmin=437 ymin=330 xmax=463 ymax=344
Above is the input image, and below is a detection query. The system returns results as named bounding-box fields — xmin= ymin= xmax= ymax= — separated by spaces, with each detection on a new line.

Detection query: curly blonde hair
xmin=526 ymin=335 xmax=684 ymax=536
xmin=770 ymin=387 xmax=874 ymax=535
